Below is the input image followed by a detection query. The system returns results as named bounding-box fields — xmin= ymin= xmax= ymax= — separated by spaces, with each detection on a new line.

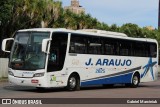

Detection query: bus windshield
xmin=9 ymin=32 xmax=50 ymax=70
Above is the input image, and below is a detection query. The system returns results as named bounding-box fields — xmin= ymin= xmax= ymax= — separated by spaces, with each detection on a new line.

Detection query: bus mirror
xmin=2 ymin=38 xmax=14 ymax=53
xmin=42 ymin=39 xmax=51 ymax=53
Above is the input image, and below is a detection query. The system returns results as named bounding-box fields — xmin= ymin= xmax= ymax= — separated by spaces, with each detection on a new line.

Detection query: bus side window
xmin=103 ymin=38 xmax=117 ymax=55
xmin=104 ymin=43 xmax=115 ymax=55
xmin=119 ymin=41 xmax=131 ymax=56
xmin=69 ymin=34 xmax=87 ymax=54
xmin=150 ymin=44 xmax=157 ymax=58
xmin=88 ymin=37 xmax=102 ymax=54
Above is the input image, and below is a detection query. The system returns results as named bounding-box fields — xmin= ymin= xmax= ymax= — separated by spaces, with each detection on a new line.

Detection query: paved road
xmin=0 ymin=78 xmax=160 ymax=107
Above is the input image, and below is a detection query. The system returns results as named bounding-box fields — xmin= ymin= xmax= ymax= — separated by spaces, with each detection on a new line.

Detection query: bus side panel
xmin=81 ymin=72 xmax=133 ymax=86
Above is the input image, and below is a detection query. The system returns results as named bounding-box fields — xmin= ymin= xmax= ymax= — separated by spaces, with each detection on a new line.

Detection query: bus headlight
xmin=8 ymin=71 xmax=14 ymax=76
xmin=33 ymin=73 xmax=45 ymax=77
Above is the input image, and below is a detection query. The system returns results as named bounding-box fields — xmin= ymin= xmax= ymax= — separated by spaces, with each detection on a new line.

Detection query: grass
xmin=0 ymin=77 xmax=8 ymax=82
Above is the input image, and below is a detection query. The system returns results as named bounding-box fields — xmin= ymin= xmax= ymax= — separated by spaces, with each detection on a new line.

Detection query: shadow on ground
xmin=3 ymin=83 xmax=160 ymax=93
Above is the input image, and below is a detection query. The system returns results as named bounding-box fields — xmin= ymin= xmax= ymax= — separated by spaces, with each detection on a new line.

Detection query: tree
xmin=78 ymin=12 xmax=87 ymax=29
xmin=120 ymin=23 xmax=143 ymax=37
xmin=0 ymin=0 xmax=63 ymax=57
xmin=0 ymin=0 xmax=15 ymax=57
xmin=110 ymin=24 xmax=120 ymax=32
xmin=1 ymin=0 xmax=160 ymax=58
xmin=41 ymin=0 xmax=63 ymax=28
xmin=96 ymin=22 xmax=109 ymax=31
xmin=63 ymin=10 xmax=78 ymax=29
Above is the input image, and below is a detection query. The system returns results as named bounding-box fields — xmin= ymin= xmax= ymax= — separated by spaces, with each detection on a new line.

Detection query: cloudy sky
xmin=61 ymin=0 xmax=158 ymax=28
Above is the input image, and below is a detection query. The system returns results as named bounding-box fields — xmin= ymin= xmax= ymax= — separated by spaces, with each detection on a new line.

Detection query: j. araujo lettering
xmin=85 ymin=58 xmax=132 ymax=66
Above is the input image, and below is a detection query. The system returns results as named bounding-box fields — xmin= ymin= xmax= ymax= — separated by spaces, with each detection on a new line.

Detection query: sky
xmin=61 ymin=0 xmax=159 ymax=28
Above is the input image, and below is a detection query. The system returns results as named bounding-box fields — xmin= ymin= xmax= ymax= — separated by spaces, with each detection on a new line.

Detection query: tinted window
xmin=103 ymin=38 xmax=116 ymax=55
xmin=69 ymin=34 xmax=87 ymax=54
xmin=69 ymin=33 xmax=157 ymax=58
xmin=119 ymin=40 xmax=131 ymax=56
xmin=150 ymin=43 xmax=157 ymax=57
xmin=88 ymin=37 xmax=102 ymax=54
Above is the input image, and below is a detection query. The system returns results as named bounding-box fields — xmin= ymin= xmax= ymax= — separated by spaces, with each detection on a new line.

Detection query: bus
xmin=2 ymin=28 xmax=159 ymax=91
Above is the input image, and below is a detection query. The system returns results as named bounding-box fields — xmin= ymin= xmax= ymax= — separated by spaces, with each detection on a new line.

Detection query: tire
xmin=131 ymin=74 xmax=140 ymax=88
xmin=67 ymin=74 xmax=80 ymax=91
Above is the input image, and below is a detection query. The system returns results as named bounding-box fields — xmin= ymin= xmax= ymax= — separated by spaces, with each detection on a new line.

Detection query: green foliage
xmin=0 ymin=77 xmax=8 ymax=82
xmin=120 ymin=23 xmax=142 ymax=37
xmin=0 ymin=0 xmax=160 ymax=58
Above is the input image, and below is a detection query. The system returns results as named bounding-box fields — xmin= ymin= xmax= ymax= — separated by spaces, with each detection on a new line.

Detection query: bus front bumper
xmin=8 ymin=75 xmax=48 ymax=87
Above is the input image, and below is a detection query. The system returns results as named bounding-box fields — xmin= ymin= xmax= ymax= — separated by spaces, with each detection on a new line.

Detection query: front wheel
xmin=66 ymin=74 xmax=80 ymax=91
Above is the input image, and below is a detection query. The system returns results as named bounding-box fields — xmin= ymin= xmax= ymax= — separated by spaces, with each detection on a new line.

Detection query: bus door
xmin=47 ymin=32 xmax=68 ymax=72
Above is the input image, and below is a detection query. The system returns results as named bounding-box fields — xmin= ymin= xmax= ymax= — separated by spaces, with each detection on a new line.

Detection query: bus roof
xmin=18 ymin=28 xmax=158 ymax=43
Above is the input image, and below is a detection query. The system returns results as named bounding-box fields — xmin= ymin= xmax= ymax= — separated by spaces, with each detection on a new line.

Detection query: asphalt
xmin=0 ymin=77 xmax=160 ymax=107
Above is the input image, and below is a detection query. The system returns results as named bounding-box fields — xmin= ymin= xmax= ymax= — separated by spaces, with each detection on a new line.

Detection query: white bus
xmin=2 ymin=28 xmax=159 ymax=91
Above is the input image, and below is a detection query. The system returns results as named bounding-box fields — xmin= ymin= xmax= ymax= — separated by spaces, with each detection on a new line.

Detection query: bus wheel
xmin=67 ymin=74 xmax=80 ymax=91
xmin=131 ymin=73 xmax=140 ymax=88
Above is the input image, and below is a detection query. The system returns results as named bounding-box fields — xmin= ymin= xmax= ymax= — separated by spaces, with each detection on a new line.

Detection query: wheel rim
xmin=69 ymin=77 xmax=76 ymax=89
xmin=133 ymin=76 xmax=138 ymax=85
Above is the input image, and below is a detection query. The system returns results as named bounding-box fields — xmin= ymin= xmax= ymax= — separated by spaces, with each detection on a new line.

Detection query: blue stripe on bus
xmin=81 ymin=73 xmax=133 ymax=86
